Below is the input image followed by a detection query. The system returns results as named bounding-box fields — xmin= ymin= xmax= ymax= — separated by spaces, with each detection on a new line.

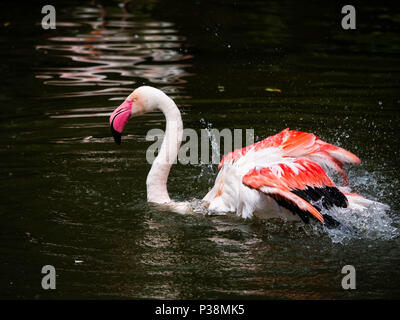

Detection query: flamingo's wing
xmin=242 ymin=158 xmax=348 ymax=224
xmin=220 ymin=128 xmax=360 ymax=185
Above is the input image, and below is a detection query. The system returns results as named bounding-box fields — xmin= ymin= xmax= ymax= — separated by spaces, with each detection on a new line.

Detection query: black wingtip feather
xmin=271 ymin=186 xmax=352 ymax=230
xmin=292 ymin=186 xmax=348 ymax=210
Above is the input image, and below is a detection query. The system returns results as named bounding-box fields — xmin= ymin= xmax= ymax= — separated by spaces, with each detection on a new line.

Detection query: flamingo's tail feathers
xmin=341 ymin=191 xmax=390 ymax=211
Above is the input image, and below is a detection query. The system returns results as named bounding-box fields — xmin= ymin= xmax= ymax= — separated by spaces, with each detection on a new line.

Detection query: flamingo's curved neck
xmin=146 ymin=96 xmax=183 ymax=204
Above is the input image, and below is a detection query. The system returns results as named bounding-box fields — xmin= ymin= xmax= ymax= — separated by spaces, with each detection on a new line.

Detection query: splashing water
xmin=196 ymin=118 xmax=219 ymax=185
xmin=191 ymin=124 xmax=399 ymax=244
xmin=291 ymin=167 xmax=399 ymax=244
xmin=322 ymin=167 xmax=399 ymax=243
xmin=325 ymin=206 xmax=398 ymax=244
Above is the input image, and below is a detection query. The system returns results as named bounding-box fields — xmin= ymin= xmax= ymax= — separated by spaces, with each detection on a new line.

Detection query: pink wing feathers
xmin=242 ymin=158 xmax=348 ymax=224
xmin=219 ymin=128 xmax=360 ymax=186
xmin=216 ymin=129 xmax=362 ymax=224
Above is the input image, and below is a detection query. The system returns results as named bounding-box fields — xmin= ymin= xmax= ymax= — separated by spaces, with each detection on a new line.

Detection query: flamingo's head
xmin=109 ymin=86 xmax=164 ymax=145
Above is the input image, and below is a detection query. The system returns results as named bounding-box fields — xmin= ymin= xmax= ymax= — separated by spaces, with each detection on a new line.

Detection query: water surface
xmin=0 ymin=0 xmax=400 ymax=299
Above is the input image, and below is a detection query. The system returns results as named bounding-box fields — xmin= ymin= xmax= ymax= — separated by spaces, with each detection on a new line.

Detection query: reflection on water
xmin=35 ymin=5 xmax=193 ymax=101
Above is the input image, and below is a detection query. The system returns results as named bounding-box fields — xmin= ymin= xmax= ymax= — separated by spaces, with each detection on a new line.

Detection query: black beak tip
xmin=111 ymin=126 xmax=122 ymax=145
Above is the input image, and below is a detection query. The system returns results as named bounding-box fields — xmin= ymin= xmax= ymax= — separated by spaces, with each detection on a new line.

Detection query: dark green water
xmin=1 ymin=0 xmax=400 ymax=299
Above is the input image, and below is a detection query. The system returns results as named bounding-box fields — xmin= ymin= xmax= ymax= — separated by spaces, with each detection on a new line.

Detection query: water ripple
xmin=35 ymin=4 xmax=193 ymax=100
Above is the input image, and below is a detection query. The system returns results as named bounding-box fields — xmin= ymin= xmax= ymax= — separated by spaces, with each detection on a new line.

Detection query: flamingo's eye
xmin=133 ymin=98 xmax=138 ymax=102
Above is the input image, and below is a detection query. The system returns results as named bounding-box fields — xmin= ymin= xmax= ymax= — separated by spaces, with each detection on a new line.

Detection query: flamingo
xmin=109 ymin=86 xmax=388 ymax=227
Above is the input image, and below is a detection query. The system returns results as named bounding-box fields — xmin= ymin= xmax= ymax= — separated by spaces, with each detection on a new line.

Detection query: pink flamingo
xmin=109 ymin=86 xmax=387 ymax=227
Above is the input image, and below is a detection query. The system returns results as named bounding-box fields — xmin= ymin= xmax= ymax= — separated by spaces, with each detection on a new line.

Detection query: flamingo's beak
xmin=109 ymin=100 xmax=133 ymax=145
